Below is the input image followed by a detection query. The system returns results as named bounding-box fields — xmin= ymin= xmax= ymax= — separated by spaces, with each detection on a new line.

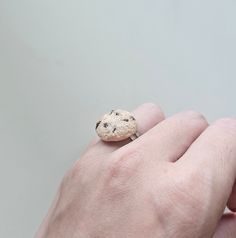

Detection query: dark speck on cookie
xmin=130 ymin=116 xmax=135 ymax=121
xmin=96 ymin=121 xmax=101 ymax=129
xmin=103 ymin=123 xmax=108 ymax=128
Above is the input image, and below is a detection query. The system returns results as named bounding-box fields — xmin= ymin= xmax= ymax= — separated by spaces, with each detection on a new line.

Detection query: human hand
xmin=36 ymin=103 xmax=236 ymax=238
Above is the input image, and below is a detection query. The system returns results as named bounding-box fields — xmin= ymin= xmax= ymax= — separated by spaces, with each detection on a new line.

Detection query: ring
xmin=95 ymin=109 xmax=139 ymax=142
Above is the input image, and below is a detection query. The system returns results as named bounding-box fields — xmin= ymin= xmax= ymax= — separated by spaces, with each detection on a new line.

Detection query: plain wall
xmin=1 ymin=0 xmax=236 ymax=237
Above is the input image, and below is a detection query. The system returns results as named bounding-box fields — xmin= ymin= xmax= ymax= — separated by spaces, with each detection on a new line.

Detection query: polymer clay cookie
xmin=95 ymin=109 xmax=139 ymax=142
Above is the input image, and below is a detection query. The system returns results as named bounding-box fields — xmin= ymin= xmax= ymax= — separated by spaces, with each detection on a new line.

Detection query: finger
xmin=178 ymin=118 xmax=236 ymax=219
xmin=213 ymin=213 xmax=236 ymax=238
xmin=227 ymin=182 xmax=236 ymax=212
xmin=85 ymin=103 xmax=165 ymax=154
xmin=116 ymin=111 xmax=208 ymax=163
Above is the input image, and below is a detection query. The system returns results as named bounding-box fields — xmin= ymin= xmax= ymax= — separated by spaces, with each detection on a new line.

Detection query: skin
xmin=36 ymin=103 xmax=236 ymax=238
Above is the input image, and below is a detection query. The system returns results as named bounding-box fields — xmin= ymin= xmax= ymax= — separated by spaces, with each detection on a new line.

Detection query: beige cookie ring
xmin=95 ymin=109 xmax=139 ymax=142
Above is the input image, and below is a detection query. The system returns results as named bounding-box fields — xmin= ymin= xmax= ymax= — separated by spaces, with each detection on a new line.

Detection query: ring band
xmin=95 ymin=109 xmax=139 ymax=142
xmin=130 ymin=132 xmax=140 ymax=141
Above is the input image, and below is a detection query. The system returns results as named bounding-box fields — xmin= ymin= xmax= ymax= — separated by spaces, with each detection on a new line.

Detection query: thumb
xmin=213 ymin=213 xmax=236 ymax=238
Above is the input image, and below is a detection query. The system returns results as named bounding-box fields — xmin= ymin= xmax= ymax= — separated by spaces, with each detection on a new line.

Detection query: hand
xmin=36 ymin=103 xmax=236 ymax=238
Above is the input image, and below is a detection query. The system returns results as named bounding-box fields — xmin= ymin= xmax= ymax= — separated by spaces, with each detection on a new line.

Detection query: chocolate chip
xmin=115 ymin=112 xmax=120 ymax=116
xmin=103 ymin=123 xmax=108 ymax=128
xmin=95 ymin=121 xmax=101 ymax=129
xmin=130 ymin=116 xmax=135 ymax=121
xmin=123 ymin=119 xmax=129 ymax=122
xmin=112 ymin=128 xmax=116 ymax=133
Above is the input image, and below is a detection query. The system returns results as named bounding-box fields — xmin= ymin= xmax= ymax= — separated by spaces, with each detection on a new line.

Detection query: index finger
xmin=178 ymin=118 xmax=236 ymax=217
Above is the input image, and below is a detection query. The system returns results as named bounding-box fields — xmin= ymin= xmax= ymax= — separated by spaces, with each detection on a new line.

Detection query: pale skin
xmin=36 ymin=103 xmax=236 ymax=238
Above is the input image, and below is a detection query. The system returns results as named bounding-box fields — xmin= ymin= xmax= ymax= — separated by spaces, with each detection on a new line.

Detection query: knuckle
xmin=181 ymin=167 xmax=211 ymax=192
xmin=183 ymin=110 xmax=206 ymax=122
xmin=107 ymin=148 xmax=143 ymax=178
xmin=171 ymin=166 xmax=212 ymax=213
xmin=141 ymin=102 xmax=158 ymax=108
xmin=181 ymin=110 xmax=208 ymax=131
xmin=103 ymin=148 xmax=143 ymax=195
xmin=211 ymin=118 xmax=236 ymax=142
xmin=213 ymin=117 xmax=236 ymax=131
xmin=138 ymin=103 xmax=165 ymax=120
xmin=152 ymin=166 xmax=212 ymax=232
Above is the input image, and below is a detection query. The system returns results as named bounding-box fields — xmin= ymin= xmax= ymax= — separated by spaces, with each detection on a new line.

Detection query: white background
xmin=1 ymin=0 xmax=236 ymax=237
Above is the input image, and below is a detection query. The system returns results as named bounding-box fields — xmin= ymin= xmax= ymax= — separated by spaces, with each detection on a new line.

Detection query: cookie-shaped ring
xmin=95 ymin=109 xmax=139 ymax=142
